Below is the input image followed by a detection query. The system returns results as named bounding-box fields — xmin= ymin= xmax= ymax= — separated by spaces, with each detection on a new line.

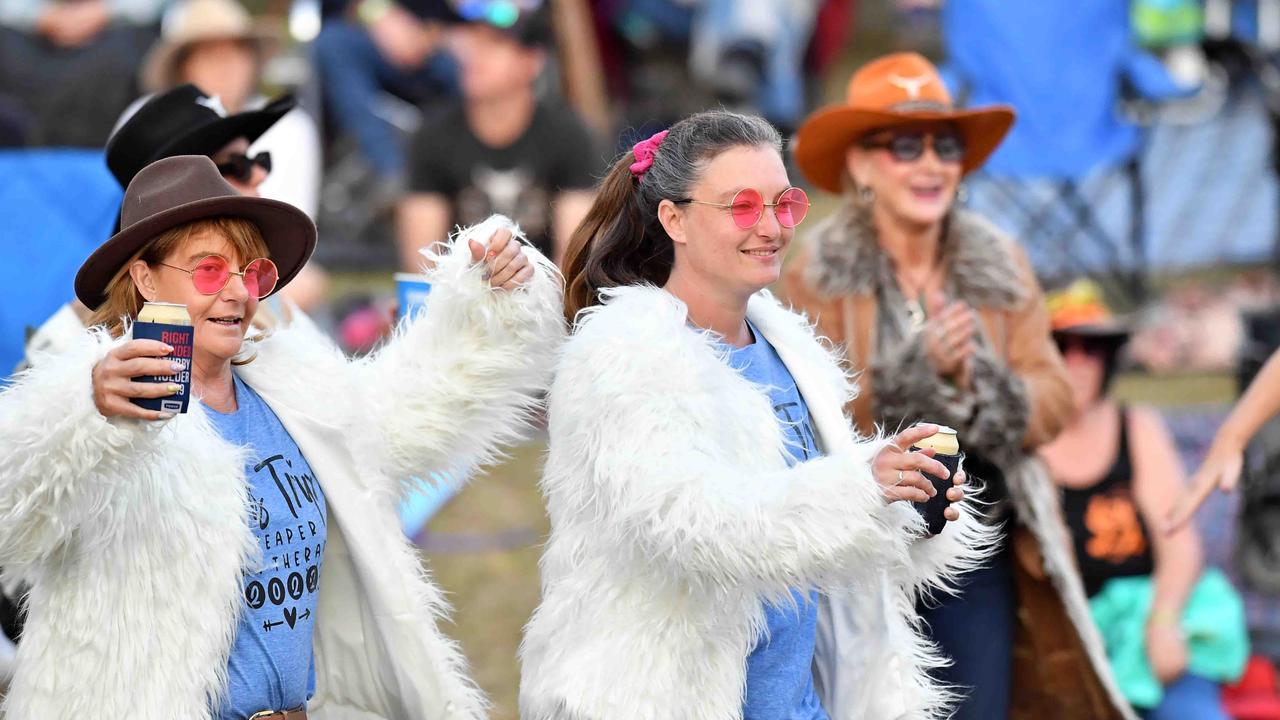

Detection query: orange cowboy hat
xmin=794 ymin=52 xmax=1016 ymax=193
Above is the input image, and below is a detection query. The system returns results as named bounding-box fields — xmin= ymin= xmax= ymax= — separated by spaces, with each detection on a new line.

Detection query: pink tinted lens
xmin=243 ymin=258 xmax=279 ymax=299
xmin=191 ymin=257 xmax=231 ymax=294
xmin=775 ymin=187 xmax=810 ymax=228
xmin=729 ymin=188 xmax=764 ymax=229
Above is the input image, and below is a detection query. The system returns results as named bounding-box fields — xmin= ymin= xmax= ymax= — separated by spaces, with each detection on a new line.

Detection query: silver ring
xmin=897 ymin=470 xmax=904 ymax=485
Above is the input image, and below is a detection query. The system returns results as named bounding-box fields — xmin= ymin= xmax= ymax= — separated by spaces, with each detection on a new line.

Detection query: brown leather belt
xmin=248 ymin=708 xmax=306 ymax=720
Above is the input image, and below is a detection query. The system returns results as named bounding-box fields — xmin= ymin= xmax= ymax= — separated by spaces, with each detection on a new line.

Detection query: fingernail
xmin=170 ymin=361 xmax=184 ymax=373
xmin=169 ymin=384 xmax=182 ymax=395
xmin=158 ymin=412 xmax=175 ymax=420
xmin=162 ymin=344 xmax=174 ymax=354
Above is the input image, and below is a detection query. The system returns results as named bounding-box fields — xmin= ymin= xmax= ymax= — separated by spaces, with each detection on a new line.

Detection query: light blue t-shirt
xmin=721 ymin=322 xmax=829 ymax=720
xmin=205 ymin=375 xmax=327 ymax=719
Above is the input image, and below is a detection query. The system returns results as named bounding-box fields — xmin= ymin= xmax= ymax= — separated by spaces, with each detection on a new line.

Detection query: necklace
xmin=894 ymin=262 xmax=940 ymax=331
xmin=905 ymin=295 xmax=927 ymax=329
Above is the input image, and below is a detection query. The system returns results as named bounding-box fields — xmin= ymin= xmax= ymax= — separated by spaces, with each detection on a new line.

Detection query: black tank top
xmin=1060 ymin=408 xmax=1156 ymax=597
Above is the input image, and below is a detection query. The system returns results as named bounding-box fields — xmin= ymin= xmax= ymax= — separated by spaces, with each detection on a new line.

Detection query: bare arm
xmin=1168 ymin=345 xmax=1280 ymax=529
xmin=1128 ymin=406 xmax=1201 ymax=683
xmin=1131 ymin=407 xmax=1202 ymax=618
xmin=396 ymin=192 xmax=452 ymax=272
xmin=551 ymin=189 xmax=594 ymax=269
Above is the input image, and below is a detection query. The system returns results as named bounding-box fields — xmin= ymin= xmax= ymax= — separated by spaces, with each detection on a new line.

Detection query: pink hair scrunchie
xmin=629 ymin=130 xmax=669 ymax=178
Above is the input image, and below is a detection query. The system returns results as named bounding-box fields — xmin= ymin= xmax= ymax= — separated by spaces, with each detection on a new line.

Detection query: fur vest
xmin=782 ymin=204 xmax=1137 ymax=720
xmin=0 ymin=217 xmax=565 ymax=719
xmin=518 ymin=286 xmax=998 ymax=720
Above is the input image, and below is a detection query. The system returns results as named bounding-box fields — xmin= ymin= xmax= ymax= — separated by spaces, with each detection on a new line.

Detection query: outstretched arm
xmin=356 ymin=215 xmax=566 ymax=490
xmin=1168 ymin=346 xmax=1280 ymax=529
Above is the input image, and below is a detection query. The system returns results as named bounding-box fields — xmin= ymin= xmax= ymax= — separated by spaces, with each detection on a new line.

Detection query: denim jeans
xmin=312 ymin=20 xmax=458 ymax=178
xmin=917 ymin=537 xmax=1016 ymax=719
xmin=1140 ymin=673 xmax=1228 ymax=720
xmin=617 ymin=0 xmax=818 ymax=128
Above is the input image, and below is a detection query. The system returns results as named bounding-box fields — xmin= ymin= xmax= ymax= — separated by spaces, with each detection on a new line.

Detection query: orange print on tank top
xmin=1084 ymin=492 xmax=1148 ymax=563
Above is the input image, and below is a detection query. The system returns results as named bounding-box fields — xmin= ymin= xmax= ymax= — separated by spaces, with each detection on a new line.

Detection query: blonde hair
xmin=88 ymin=217 xmax=270 ymax=338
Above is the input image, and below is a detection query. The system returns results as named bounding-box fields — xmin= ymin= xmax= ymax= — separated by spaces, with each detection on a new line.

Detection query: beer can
xmin=395 ymin=273 xmax=432 ymax=322
xmin=131 ymin=302 xmax=193 ymax=414
xmin=910 ymin=425 xmax=963 ymax=536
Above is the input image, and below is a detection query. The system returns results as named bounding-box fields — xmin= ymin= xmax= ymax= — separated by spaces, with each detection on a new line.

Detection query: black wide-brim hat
xmin=76 ymin=155 xmax=316 ymax=310
xmin=105 ymin=84 xmax=294 ymax=188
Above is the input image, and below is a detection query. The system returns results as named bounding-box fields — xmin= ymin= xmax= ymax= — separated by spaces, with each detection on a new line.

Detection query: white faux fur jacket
xmin=519 ymin=286 xmax=997 ymax=720
xmin=0 ymin=217 xmax=565 ymax=719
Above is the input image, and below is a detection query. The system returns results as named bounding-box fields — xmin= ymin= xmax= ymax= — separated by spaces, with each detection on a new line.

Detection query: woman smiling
xmin=520 ymin=110 xmax=993 ymax=720
xmin=784 ymin=52 xmax=1132 ymax=719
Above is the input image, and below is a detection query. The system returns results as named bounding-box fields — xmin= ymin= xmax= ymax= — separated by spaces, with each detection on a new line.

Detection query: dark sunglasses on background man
xmin=215 ymin=151 xmax=272 ymax=183
xmin=861 ymin=132 xmax=966 ymax=164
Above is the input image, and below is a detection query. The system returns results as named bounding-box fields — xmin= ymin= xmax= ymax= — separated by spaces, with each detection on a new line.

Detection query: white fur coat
xmin=0 ymin=216 xmax=565 ymax=719
xmin=518 ymin=286 xmax=997 ymax=720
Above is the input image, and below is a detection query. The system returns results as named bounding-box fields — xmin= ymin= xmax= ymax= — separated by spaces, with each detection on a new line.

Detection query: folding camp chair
xmin=941 ymin=0 xmax=1190 ymax=306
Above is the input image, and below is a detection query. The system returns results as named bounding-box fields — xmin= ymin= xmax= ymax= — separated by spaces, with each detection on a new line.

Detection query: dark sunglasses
xmin=861 ymin=132 xmax=965 ymax=164
xmin=1053 ymin=334 xmax=1112 ymax=358
xmin=215 ymin=151 xmax=272 ymax=183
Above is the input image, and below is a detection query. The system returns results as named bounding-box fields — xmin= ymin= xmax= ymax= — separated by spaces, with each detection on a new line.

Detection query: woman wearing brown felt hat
xmin=0 ymin=154 xmax=564 ymax=719
xmin=783 ymin=53 xmax=1136 ymax=720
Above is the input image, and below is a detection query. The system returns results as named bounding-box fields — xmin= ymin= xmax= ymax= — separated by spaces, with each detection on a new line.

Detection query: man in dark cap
xmin=397 ymin=1 xmax=602 ymax=269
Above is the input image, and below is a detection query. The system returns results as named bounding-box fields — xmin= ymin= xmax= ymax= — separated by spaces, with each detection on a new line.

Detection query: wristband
xmin=1148 ymin=608 xmax=1181 ymax=629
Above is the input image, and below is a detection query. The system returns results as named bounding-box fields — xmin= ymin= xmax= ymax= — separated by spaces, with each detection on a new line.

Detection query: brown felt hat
xmin=794 ymin=52 xmax=1016 ymax=193
xmin=75 ymin=155 xmax=316 ymax=310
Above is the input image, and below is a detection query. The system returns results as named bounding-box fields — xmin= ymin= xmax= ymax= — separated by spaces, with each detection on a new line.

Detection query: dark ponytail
xmin=562 ymin=110 xmax=782 ymax=324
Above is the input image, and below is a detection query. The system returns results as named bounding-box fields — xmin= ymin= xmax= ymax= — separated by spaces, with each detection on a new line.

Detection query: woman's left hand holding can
xmin=469 ymin=227 xmax=534 ymax=291
xmin=91 ymin=339 xmax=184 ymax=421
xmin=873 ymin=423 xmax=968 ymax=521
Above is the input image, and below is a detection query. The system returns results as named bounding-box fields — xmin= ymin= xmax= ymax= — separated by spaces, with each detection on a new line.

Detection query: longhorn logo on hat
xmin=887 ymin=73 xmax=932 ymax=100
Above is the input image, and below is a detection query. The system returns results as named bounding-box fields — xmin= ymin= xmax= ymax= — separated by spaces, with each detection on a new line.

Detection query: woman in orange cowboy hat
xmin=783 ymin=53 xmax=1135 ymax=719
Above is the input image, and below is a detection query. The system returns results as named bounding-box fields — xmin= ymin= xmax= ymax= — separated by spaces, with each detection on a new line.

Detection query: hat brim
xmin=156 ymin=95 xmax=295 ymax=161
xmin=1052 ymin=323 xmax=1133 ymax=343
xmin=793 ymin=104 xmax=1016 ymax=193
xmin=75 ymin=194 xmax=316 ymax=310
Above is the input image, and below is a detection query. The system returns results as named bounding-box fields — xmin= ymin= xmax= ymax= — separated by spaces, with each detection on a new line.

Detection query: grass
xmin=418 ymin=440 xmax=550 ymax=720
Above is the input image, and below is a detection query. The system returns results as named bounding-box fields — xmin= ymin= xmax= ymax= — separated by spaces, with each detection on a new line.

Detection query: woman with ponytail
xmin=519 ymin=109 xmax=996 ymax=720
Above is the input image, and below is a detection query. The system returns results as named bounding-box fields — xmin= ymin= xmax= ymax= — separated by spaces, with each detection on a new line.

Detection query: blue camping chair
xmin=942 ymin=0 xmax=1190 ymax=303
xmin=0 ymin=149 xmax=121 ymax=377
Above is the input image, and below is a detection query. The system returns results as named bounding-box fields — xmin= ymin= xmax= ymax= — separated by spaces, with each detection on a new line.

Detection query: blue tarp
xmin=0 ymin=149 xmax=120 ymax=375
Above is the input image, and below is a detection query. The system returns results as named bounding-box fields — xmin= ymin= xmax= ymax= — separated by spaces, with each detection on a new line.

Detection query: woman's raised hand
xmin=924 ymin=292 xmax=976 ymax=387
xmin=1166 ymin=439 xmax=1244 ymax=532
xmin=469 ymin=227 xmax=534 ymax=291
xmin=91 ymin=340 xmax=182 ymax=421
xmin=874 ymin=424 xmax=967 ymax=518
